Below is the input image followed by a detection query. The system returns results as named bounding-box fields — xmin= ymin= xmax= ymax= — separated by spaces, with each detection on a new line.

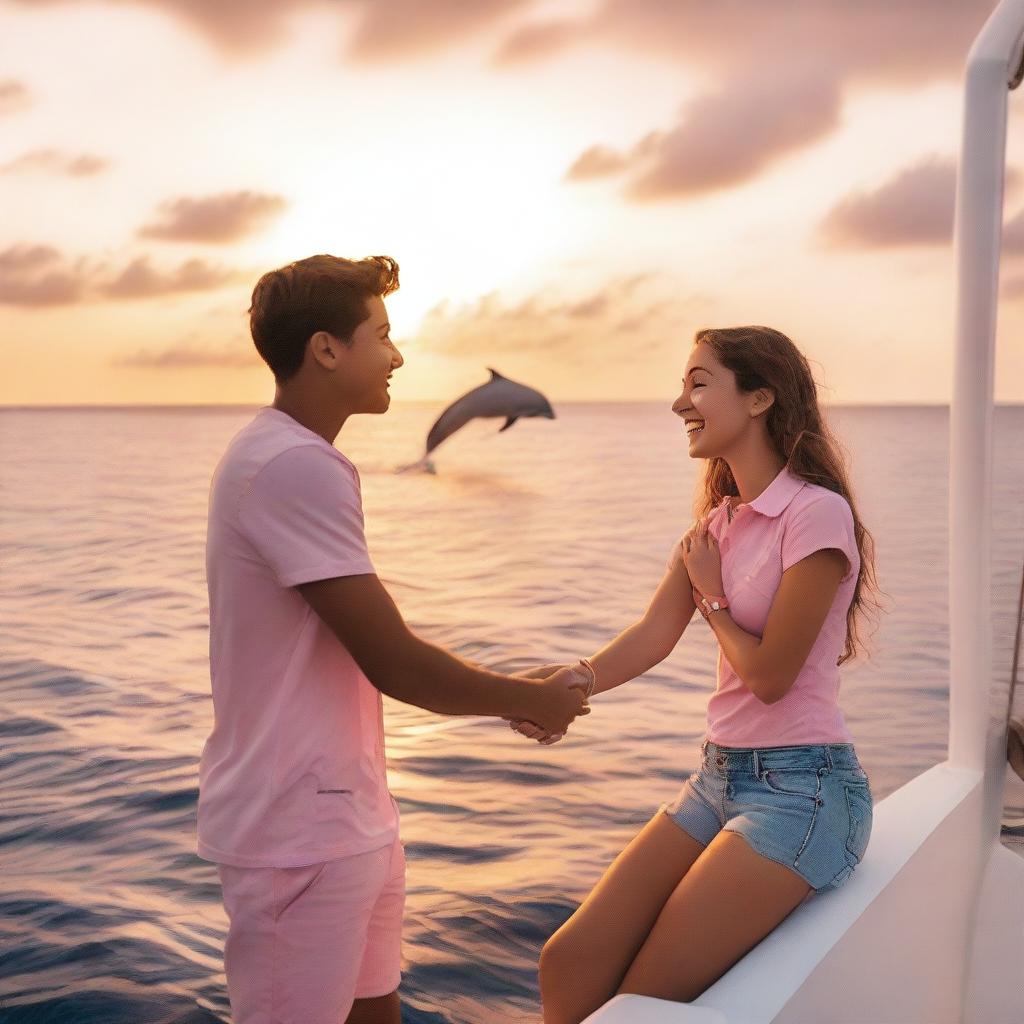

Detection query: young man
xmin=197 ymin=254 xmax=588 ymax=1024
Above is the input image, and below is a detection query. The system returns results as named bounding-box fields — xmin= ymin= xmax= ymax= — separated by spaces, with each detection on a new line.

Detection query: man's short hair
xmin=248 ymin=254 xmax=400 ymax=383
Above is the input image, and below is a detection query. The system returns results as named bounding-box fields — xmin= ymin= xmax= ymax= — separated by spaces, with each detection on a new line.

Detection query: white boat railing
xmin=949 ymin=0 xmax=1024 ymax=776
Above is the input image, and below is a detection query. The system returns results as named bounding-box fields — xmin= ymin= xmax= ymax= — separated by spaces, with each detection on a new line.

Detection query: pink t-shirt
xmin=197 ymin=406 xmax=399 ymax=868
xmin=670 ymin=466 xmax=860 ymax=747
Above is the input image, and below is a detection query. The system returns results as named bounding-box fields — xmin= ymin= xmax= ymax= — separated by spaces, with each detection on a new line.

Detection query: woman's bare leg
xmin=539 ymin=811 xmax=706 ymax=1024
xmin=617 ymin=830 xmax=812 ymax=1003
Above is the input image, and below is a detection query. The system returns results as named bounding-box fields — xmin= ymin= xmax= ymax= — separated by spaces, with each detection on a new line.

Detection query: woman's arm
xmin=586 ymin=554 xmax=699 ymax=695
xmin=509 ymin=540 xmax=700 ymax=741
xmin=517 ymin=542 xmax=699 ymax=695
xmin=704 ymin=548 xmax=847 ymax=704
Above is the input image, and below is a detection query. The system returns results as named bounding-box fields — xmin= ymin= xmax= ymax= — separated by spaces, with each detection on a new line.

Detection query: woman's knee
xmin=539 ymin=933 xmax=595 ymax=1024
xmin=539 ymin=924 xmax=593 ymax=995
xmin=539 ymin=931 xmax=571 ymax=984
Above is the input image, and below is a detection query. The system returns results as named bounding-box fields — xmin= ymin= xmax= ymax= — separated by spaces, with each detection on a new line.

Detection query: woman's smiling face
xmin=672 ymin=342 xmax=759 ymax=459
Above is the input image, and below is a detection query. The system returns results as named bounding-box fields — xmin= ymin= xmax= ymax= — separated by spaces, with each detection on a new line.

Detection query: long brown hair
xmin=692 ymin=326 xmax=883 ymax=665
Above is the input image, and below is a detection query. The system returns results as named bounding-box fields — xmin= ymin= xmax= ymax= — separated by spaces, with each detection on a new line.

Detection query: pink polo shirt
xmin=670 ymin=466 xmax=860 ymax=747
xmin=197 ymin=406 xmax=399 ymax=868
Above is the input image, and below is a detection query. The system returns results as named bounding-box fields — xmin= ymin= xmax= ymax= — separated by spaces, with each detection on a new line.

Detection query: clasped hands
xmin=681 ymin=514 xmax=725 ymax=620
xmin=504 ymin=516 xmax=724 ymax=745
xmin=505 ymin=662 xmax=590 ymax=744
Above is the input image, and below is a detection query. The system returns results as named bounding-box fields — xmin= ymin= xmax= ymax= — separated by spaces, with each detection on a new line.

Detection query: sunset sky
xmin=1 ymin=0 xmax=1022 ymax=405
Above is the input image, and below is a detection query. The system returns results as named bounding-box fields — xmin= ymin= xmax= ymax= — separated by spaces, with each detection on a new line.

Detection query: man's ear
xmin=309 ymin=331 xmax=339 ymax=369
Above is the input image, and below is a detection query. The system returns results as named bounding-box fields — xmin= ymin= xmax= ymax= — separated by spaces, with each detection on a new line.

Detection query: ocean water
xmin=1 ymin=402 xmax=1022 ymax=1024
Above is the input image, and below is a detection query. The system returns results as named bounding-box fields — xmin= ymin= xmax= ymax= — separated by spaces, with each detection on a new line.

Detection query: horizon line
xmin=3 ymin=401 xmax=1024 ymax=411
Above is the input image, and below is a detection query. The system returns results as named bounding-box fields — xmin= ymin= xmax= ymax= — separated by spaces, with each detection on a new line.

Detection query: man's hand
xmin=513 ymin=663 xmax=569 ymax=681
xmin=517 ymin=665 xmax=589 ymax=738
xmin=506 ymin=663 xmax=586 ymax=743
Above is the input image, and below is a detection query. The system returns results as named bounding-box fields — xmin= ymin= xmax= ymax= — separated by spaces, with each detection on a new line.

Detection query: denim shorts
xmin=661 ymin=738 xmax=873 ymax=893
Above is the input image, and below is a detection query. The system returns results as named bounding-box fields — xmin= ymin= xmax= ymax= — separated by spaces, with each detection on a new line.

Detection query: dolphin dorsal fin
xmin=486 ymin=367 xmax=506 ymax=381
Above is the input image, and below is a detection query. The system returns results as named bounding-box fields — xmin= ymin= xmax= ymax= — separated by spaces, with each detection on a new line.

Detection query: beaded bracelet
xmin=576 ymin=657 xmax=597 ymax=699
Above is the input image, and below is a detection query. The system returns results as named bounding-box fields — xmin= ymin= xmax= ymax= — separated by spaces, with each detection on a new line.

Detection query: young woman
xmin=513 ymin=325 xmax=881 ymax=1024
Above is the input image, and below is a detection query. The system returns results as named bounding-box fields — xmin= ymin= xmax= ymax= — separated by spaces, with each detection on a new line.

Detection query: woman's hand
xmin=508 ymin=719 xmax=564 ymax=744
xmin=681 ymin=517 xmax=724 ymax=598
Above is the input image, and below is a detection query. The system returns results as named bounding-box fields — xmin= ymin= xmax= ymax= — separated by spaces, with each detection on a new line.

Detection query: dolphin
xmin=397 ymin=368 xmax=555 ymax=472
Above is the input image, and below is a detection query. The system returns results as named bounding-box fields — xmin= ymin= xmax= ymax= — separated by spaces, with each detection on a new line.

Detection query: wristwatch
xmin=700 ymin=594 xmax=730 ymax=616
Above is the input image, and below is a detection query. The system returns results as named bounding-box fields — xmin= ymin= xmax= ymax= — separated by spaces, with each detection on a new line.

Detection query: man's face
xmin=336 ymin=295 xmax=404 ymax=413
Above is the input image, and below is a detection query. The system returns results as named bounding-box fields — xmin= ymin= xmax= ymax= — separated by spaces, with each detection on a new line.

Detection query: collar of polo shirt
xmin=721 ymin=466 xmax=806 ymax=519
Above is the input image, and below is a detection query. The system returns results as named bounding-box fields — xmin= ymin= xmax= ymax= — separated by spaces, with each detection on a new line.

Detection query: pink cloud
xmin=114 ymin=338 xmax=259 ymax=368
xmin=584 ymin=1 xmax=990 ymax=84
xmin=415 ymin=274 xmax=695 ymax=357
xmin=0 ymin=244 xmax=247 ymax=306
xmin=629 ymin=67 xmax=841 ymax=199
xmin=821 ymin=157 xmax=1023 ymax=249
xmin=0 ymin=244 xmax=62 ymax=273
xmin=0 ymin=245 xmax=82 ymax=305
xmin=492 ymin=19 xmax=585 ymax=66
xmin=0 ymin=273 xmax=82 ymax=306
xmin=565 ymin=67 xmax=841 ymax=199
xmin=139 ymin=191 xmax=288 ymax=243
xmin=101 ymin=256 xmax=244 ymax=298
xmin=541 ymin=4 xmax=990 ymax=200
xmin=1001 ymin=275 xmax=1024 ymax=299
xmin=7 ymin=0 xmax=993 ymax=74
xmin=9 ymin=0 xmax=294 ymax=54
xmin=1002 ymin=208 xmax=1024 ymax=254
xmin=820 ymin=158 xmax=956 ymax=248
xmin=9 ymin=0 xmax=528 ymax=58
xmin=0 ymin=79 xmax=31 ymax=115
xmin=348 ymin=0 xmax=526 ymax=60
xmin=0 ymin=148 xmax=108 ymax=177
xmin=565 ymin=145 xmax=632 ymax=182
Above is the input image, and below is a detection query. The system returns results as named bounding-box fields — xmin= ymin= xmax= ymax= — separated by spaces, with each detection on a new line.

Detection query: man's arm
xmin=296 ymin=573 xmax=587 ymax=735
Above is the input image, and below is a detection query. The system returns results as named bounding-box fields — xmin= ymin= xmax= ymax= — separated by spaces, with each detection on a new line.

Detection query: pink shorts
xmin=216 ymin=833 xmax=406 ymax=1023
